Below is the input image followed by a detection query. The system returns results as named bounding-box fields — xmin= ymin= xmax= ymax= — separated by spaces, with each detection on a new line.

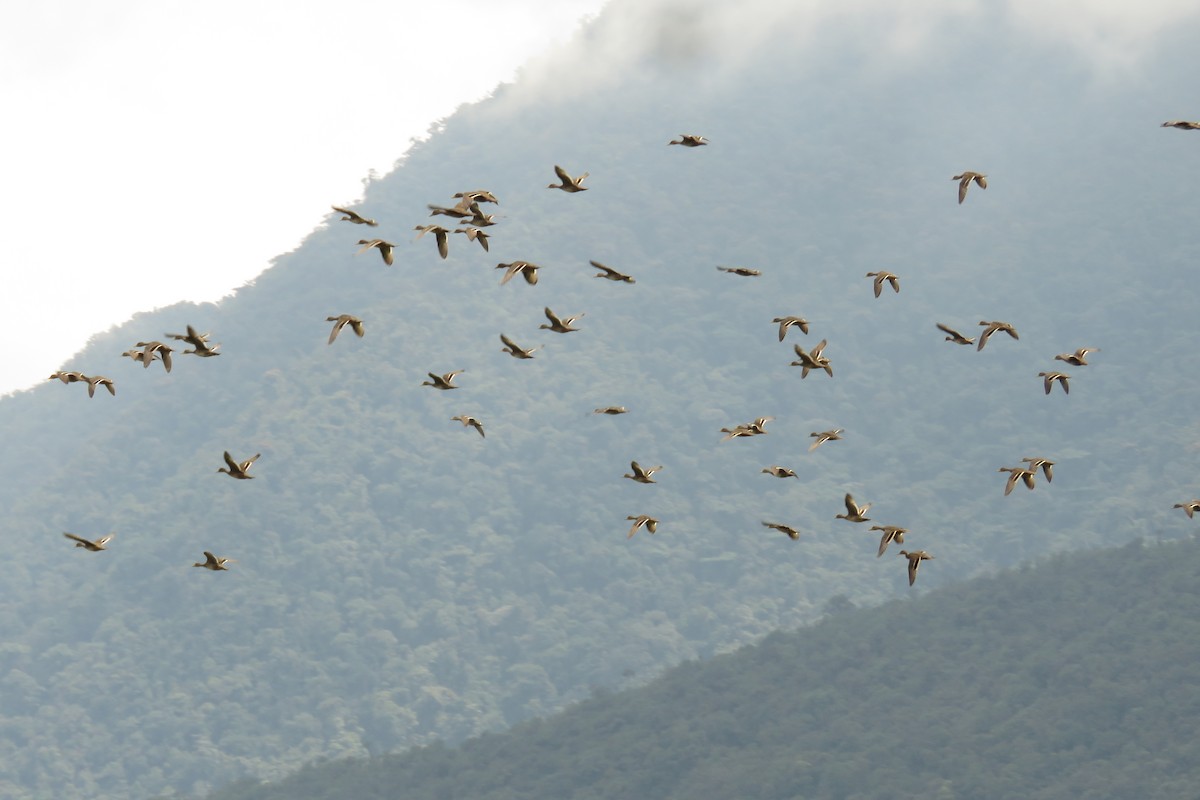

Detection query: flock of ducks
xmin=45 ymin=121 xmax=1200 ymax=589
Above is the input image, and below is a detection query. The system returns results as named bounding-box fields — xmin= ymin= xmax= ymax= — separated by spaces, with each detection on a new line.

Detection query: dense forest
xmin=171 ymin=535 xmax=1200 ymax=800
xmin=0 ymin=1 xmax=1198 ymax=797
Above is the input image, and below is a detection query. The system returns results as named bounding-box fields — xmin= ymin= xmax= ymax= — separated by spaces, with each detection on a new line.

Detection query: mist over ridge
xmin=1 ymin=1 xmax=1199 ymax=797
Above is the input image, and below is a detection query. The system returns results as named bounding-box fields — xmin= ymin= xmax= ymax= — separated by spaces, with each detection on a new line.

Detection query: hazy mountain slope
xmin=184 ymin=535 xmax=1200 ymax=800
xmin=1 ymin=1 xmax=1199 ymax=797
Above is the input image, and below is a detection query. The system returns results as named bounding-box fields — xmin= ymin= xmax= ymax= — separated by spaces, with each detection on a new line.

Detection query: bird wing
xmin=223 ymin=451 xmax=239 ymax=471
xmin=553 ymin=165 xmax=572 ymax=183
xmin=328 ymin=319 xmax=345 ymax=344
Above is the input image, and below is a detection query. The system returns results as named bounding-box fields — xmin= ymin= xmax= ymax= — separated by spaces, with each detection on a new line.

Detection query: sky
xmin=0 ymin=0 xmax=607 ymax=397
xmin=2 ymin=0 xmax=1197 ymax=399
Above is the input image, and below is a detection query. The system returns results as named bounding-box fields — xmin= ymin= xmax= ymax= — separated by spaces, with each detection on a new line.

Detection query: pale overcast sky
xmin=0 ymin=0 xmax=606 ymax=397
xmin=2 ymin=0 xmax=1196 ymax=398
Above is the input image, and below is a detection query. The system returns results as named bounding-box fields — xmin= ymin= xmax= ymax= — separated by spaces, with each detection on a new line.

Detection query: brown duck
xmin=590 ymin=260 xmax=636 ymax=283
xmin=900 ymin=550 xmax=933 ymax=585
xmin=332 ymin=206 xmax=378 ymax=226
xmin=762 ymin=521 xmax=800 ymax=540
xmin=539 ymin=307 xmax=584 ymax=333
xmin=835 ymin=493 xmax=872 ymax=523
xmin=422 ymin=370 xmax=463 ymax=390
xmin=773 ymin=316 xmax=810 ymax=341
xmin=218 ymin=451 xmax=260 ymax=480
xmin=872 ymin=525 xmax=907 ymax=557
xmin=414 ymin=224 xmax=451 ymax=259
xmin=1054 ymin=347 xmax=1100 ymax=366
xmin=977 ymin=320 xmax=1018 ymax=351
xmin=866 ymin=271 xmax=900 ymax=297
xmin=1038 ymin=371 xmax=1070 ymax=395
xmin=936 ymin=323 xmax=975 ymax=346
xmin=63 ymin=532 xmax=113 ymax=551
xmin=809 ymin=429 xmax=843 ymax=451
xmin=953 ymin=171 xmax=987 ymax=204
xmin=624 ymin=461 xmax=662 ymax=484
xmin=497 ymin=261 xmax=540 ymax=286
xmin=626 ymin=515 xmax=658 ymax=538
xmin=193 ymin=551 xmax=235 ymax=571
xmin=548 ymin=165 xmax=589 ymax=192
xmin=451 ymin=415 xmax=485 ymax=438
xmin=356 ymin=239 xmax=395 ymax=266
xmin=326 ymin=315 xmax=364 ymax=344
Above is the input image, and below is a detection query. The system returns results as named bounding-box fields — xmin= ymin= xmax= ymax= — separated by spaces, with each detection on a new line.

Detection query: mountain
xmin=2 ymin=1 xmax=1199 ymax=797
xmin=179 ymin=534 xmax=1200 ymax=800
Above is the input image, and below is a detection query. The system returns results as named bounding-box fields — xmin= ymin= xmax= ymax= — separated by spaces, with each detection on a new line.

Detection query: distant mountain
xmin=2 ymin=1 xmax=1199 ymax=798
xmin=181 ymin=534 xmax=1200 ymax=800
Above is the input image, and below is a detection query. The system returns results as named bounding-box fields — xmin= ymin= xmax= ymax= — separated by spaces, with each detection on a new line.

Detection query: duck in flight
xmin=332 ymin=206 xmax=378 ymax=226
xmin=218 ymin=451 xmax=260 ymax=480
xmin=548 ymin=165 xmax=589 ymax=192
xmin=193 ymin=551 xmax=235 ymax=571
xmin=63 ymin=532 xmax=113 ymax=551
xmin=953 ymin=171 xmax=987 ymax=204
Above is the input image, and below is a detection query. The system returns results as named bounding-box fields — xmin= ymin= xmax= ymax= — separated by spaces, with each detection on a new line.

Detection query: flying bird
xmin=720 ymin=416 xmax=774 ymax=440
xmin=593 ymin=406 xmax=628 ymax=415
xmin=900 ymin=550 xmax=934 ymax=585
xmin=451 ymin=415 xmax=485 ymax=438
xmin=135 ymin=341 xmax=173 ymax=372
xmin=548 ymin=165 xmax=589 ymax=192
xmin=590 ymin=260 xmax=635 ymax=283
xmin=836 ymin=493 xmax=872 ymax=523
xmin=499 ymin=333 xmax=540 ymax=359
xmin=936 ymin=323 xmax=975 ymax=346
xmin=872 ymin=525 xmax=907 ymax=557
xmin=1038 ymin=371 xmax=1070 ymax=395
xmin=497 ymin=261 xmax=540 ymax=286
xmin=331 ymin=205 xmax=378 ymax=226
xmin=1174 ymin=501 xmax=1200 ymax=518
xmin=453 ymin=227 xmax=491 ymax=252
xmin=539 ymin=307 xmax=584 ymax=333
xmin=866 ymin=271 xmax=900 ymax=297
xmin=1054 ymin=347 xmax=1100 ymax=366
xmin=998 ymin=466 xmax=1036 ymax=496
xmin=809 ymin=429 xmax=843 ymax=451
xmin=762 ymin=521 xmax=800 ymax=540
xmin=218 ymin=451 xmax=260 ymax=480
xmin=453 ymin=189 xmax=499 ymax=205
xmin=624 ymin=461 xmax=663 ymax=484
xmin=717 ymin=266 xmax=761 ymax=277
xmin=356 ymin=239 xmax=395 ymax=266
xmin=791 ymin=339 xmax=833 ymax=377
xmin=63 ymin=532 xmax=113 ymax=551
xmin=414 ymin=224 xmax=451 ymax=259
xmin=326 ymin=315 xmax=364 ymax=344
xmin=761 ymin=465 xmax=799 ymax=479
xmin=1021 ymin=457 xmax=1055 ymax=482
xmin=625 ymin=515 xmax=659 ymax=538
xmin=84 ymin=375 xmax=115 ymax=398
xmin=193 ymin=551 xmax=235 ymax=571
xmin=1162 ymin=120 xmax=1200 ymax=130
xmin=422 ymin=371 xmax=463 ymax=390
xmin=668 ymin=134 xmax=708 ymax=147
xmin=953 ymin=171 xmax=987 ymax=204
xmin=49 ymin=371 xmax=86 ymax=384
xmin=773 ymin=316 xmax=810 ymax=341
xmin=976 ymin=320 xmax=1019 ymax=351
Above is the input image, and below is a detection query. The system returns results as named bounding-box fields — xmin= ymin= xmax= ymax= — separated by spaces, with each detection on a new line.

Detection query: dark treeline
xmin=179 ymin=535 xmax=1200 ymax=800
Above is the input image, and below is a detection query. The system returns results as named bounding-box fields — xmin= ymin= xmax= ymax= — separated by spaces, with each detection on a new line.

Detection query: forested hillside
xmin=181 ymin=535 xmax=1200 ymax=800
xmin=1 ymin=1 xmax=1199 ymax=797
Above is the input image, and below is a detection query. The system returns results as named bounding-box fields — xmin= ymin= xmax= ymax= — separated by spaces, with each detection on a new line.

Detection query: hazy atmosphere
xmin=2 ymin=1 xmax=1199 ymax=798
xmin=0 ymin=0 xmax=604 ymax=397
